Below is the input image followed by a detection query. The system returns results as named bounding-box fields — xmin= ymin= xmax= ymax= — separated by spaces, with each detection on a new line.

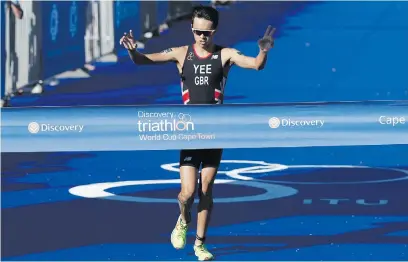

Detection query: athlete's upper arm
xmin=144 ymin=46 xmax=184 ymax=64
xmin=228 ymin=48 xmax=257 ymax=69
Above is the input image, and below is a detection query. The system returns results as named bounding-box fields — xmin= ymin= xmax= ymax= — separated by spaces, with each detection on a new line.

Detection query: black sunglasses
xmin=192 ymin=28 xmax=215 ymax=37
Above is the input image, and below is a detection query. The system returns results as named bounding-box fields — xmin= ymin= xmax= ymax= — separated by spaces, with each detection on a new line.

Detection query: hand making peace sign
xmin=258 ymin=25 xmax=276 ymax=52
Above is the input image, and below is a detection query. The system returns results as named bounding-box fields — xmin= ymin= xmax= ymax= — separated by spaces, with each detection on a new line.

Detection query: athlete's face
xmin=192 ymin=17 xmax=216 ymax=48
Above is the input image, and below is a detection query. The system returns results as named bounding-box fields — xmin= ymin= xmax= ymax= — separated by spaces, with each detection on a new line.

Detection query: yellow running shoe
xmin=194 ymin=244 xmax=214 ymax=261
xmin=171 ymin=216 xmax=188 ymax=249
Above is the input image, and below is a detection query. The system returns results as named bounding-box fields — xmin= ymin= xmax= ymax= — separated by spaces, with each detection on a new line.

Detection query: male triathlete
xmin=120 ymin=5 xmax=275 ymax=261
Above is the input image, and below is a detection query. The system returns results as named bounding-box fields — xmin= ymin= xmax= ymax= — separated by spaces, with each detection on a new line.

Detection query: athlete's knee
xmin=200 ymin=175 xmax=215 ymax=193
xmin=179 ymin=190 xmax=195 ymax=203
xmin=178 ymin=191 xmax=195 ymax=212
xmin=198 ymin=190 xmax=213 ymax=212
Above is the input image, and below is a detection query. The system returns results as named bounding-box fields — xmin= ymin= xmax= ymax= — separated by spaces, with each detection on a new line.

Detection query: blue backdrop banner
xmin=157 ymin=1 xmax=169 ymax=24
xmin=2 ymin=102 xmax=408 ymax=153
xmin=41 ymin=1 xmax=87 ymax=80
xmin=113 ymin=1 xmax=140 ymax=49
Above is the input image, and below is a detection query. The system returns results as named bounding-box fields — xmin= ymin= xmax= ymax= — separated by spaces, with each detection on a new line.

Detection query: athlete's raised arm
xmin=120 ymin=30 xmax=182 ymax=65
xmin=229 ymin=25 xmax=275 ymax=70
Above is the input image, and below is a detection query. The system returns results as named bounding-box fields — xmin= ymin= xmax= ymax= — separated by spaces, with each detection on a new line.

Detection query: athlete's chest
xmin=183 ymin=53 xmax=223 ymax=79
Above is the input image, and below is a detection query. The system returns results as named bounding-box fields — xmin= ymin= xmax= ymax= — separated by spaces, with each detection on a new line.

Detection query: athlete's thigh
xmin=179 ymin=149 xmax=201 ymax=193
xmin=201 ymin=149 xmax=223 ymax=170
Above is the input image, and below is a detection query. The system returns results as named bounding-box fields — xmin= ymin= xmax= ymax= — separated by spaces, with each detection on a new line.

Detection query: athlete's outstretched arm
xmin=119 ymin=30 xmax=181 ymax=65
xmin=229 ymin=26 xmax=275 ymax=70
xmin=229 ymin=49 xmax=268 ymax=70
xmin=128 ymin=47 xmax=181 ymax=65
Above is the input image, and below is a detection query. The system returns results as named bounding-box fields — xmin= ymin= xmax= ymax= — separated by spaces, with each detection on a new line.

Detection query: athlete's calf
xmin=178 ymin=190 xmax=195 ymax=224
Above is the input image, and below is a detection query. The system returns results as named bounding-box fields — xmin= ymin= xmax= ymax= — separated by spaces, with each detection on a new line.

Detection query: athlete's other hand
xmin=258 ymin=25 xmax=275 ymax=52
xmin=120 ymin=30 xmax=137 ymax=51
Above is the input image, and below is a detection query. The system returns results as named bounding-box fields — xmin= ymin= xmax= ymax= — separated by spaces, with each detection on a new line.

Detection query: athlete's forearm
xmin=128 ymin=49 xmax=153 ymax=65
xmin=255 ymin=51 xmax=268 ymax=70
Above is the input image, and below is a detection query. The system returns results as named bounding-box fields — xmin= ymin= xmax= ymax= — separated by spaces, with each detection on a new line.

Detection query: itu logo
xmin=69 ymin=160 xmax=297 ymax=203
xmin=50 ymin=4 xmax=59 ymax=41
xmin=137 ymin=113 xmax=195 ymax=132
xmin=115 ymin=1 xmax=138 ymax=28
xmin=69 ymin=1 xmax=78 ymax=38
xmin=68 ymin=160 xmax=408 ymax=206
xmin=115 ymin=1 xmax=122 ymax=27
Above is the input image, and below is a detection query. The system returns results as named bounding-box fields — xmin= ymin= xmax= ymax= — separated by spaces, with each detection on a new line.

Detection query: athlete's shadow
xmin=187 ymin=244 xmax=283 ymax=258
xmin=200 ymin=221 xmax=408 ymax=258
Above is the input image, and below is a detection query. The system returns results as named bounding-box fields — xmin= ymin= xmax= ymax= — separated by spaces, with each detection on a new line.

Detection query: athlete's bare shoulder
xmin=221 ymin=47 xmax=236 ymax=66
xmin=163 ymin=45 xmax=188 ymax=52
xmin=221 ymin=47 xmax=240 ymax=58
xmin=159 ymin=46 xmax=187 ymax=55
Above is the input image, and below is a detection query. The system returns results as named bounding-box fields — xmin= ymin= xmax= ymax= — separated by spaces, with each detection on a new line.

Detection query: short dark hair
xmin=191 ymin=5 xmax=219 ymax=29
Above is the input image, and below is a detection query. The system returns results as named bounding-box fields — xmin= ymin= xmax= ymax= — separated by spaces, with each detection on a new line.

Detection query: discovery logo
xmin=28 ymin=122 xmax=84 ymax=133
xmin=269 ymin=117 xmax=324 ymax=129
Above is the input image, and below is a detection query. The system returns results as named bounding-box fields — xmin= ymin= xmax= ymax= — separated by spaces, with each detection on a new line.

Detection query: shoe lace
xmin=177 ymin=220 xmax=188 ymax=237
xmin=196 ymin=244 xmax=208 ymax=253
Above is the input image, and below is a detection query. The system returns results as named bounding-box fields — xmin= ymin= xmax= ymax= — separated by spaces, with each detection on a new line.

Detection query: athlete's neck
xmin=193 ymin=43 xmax=215 ymax=56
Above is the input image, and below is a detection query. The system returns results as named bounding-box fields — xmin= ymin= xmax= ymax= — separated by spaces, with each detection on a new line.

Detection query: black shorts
xmin=179 ymin=149 xmax=223 ymax=169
